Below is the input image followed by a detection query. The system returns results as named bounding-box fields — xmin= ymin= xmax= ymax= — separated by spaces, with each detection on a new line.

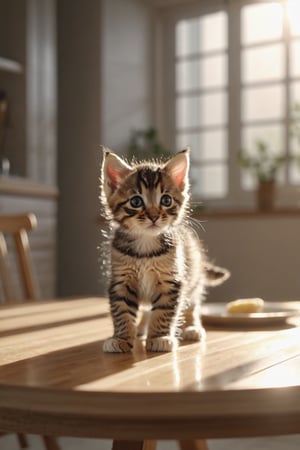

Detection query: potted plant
xmin=238 ymin=139 xmax=288 ymax=210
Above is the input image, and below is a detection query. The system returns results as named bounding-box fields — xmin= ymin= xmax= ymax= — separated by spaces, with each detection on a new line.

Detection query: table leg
xmin=42 ymin=436 xmax=61 ymax=450
xmin=112 ymin=440 xmax=157 ymax=450
xmin=16 ymin=434 xmax=29 ymax=448
xmin=179 ymin=440 xmax=209 ymax=450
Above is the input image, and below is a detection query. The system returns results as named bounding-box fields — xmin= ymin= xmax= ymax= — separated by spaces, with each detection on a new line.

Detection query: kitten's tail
xmin=204 ymin=262 xmax=230 ymax=287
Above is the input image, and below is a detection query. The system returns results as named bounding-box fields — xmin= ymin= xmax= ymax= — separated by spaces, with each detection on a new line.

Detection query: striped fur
xmin=101 ymin=148 xmax=229 ymax=352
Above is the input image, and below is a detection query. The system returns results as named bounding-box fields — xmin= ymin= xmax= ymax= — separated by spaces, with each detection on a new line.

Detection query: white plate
xmin=201 ymin=302 xmax=300 ymax=326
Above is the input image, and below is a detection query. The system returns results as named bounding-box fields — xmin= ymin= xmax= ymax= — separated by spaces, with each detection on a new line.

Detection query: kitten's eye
xmin=160 ymin=194 xmax=172 ymax=207
xmin=130 ymin=196 xmax=144 ymax=208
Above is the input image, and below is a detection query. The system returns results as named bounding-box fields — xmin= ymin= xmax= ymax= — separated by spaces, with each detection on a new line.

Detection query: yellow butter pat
xmin=226 ymin=298 xmax=264 ymax=314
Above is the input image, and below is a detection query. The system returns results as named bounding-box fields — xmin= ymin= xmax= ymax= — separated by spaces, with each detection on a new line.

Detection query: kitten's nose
xmin=147 ymin=212 xmax=159 ymax=223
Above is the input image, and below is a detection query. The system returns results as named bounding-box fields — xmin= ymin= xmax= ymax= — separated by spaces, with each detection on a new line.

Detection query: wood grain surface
xmin=1 ymin=297 xmax=300 ymax=440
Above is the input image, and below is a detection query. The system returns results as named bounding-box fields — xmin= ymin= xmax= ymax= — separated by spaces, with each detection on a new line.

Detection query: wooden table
xmin=1 ymin=297 xmax=300 ymax=443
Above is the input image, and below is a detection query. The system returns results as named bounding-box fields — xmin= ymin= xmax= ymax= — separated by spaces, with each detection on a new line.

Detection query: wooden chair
xmin=0 ymin=213 xmax=61 ymax=450
xmin=0 ymin=213 xmax=39 ymax=303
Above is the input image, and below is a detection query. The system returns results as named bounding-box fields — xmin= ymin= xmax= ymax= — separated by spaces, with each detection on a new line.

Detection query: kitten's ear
xmin=102 ymin=147 xmax=132 ymax=196
xmin=165 ymin=147 xmax=190 ymax=190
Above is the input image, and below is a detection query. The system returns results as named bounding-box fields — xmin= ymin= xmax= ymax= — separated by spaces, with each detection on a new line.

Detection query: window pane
xmin=177 ymin=96 xmax=200 ymax=128
xmin=287 ymin=0 xmax=300 ymax=37
xmin=201 ymin=54 xmax=227 ymax=88
xmin=199 ymin=92 xmax=227 ymax=126
xmin=177 ymin=133 xmax=200 ymax=155
xmin=289 ymin=160 xmax=300 ymax=184
xmin=190 ymin=164 xmax=227 ymax=198
xmin=290 ymin=81 xmax=300 ymax=109
xmin=177 ymin=129 xmax=227 ymax=162
xmin=241 ymin=3 xmax=283 ymax=45
xmin=176 ymin=12 xmax=227 ymax=57
xmin=176 ymin=18 xmax=200 ymax=57
xmin=242 ymin=44 xmax=284 ymax=83
xmin=176 ymin=60 xmax=200 ymax=92
xmin=290 ymin=130 xmax=300 ymax=155
xmin=176 ymin=55 xmax=227 ymax=92
xmin=242 ymin=85 xmax=285 ymax=121
xmin=177 ymin=92 xmax=227 ymax=128
xmin=290 ymin=41 xmax=300 ymax=77
xmin=200 ymin=12 xmax=227 ymax=53
xmin=242 ymin=124 xmax=284 ymax=156
xmin=290 ymin=92 xmax=300 ymax=154
xmin=241 ymin=170 xmax=256 ymax=191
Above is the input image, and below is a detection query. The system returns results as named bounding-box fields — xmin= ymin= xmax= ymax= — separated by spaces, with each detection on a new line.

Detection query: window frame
xmin=154 ymin=0 xmax=300 ymax=209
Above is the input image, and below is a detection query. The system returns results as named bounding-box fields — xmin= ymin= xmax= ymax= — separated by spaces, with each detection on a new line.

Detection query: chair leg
xmin=112 ymin=440 xmax=157 ymax=450
xmin=179 ymin=440 xmax=209 ymax=450
xmin=42 ymin=436 xmax=61 ymax=450
xmin=16 ymin=433 xmax=29 ymax=448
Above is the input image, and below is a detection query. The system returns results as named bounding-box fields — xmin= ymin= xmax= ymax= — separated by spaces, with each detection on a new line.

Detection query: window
xmin=166 ymin=0 xmax=300 ymax=206
xmin=241 ymin=1 xmax=300 ymax=189
xmin=175 ymin=11 xmax=228 ymax=199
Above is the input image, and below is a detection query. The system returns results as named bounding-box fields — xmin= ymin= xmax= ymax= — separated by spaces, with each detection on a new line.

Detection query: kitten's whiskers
xmin=186 ymin=216 xmax=207 ymax=234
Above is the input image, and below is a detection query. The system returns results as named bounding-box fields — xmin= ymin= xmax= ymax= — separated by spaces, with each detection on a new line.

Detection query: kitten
xmin=100 ymin=147 xmax=229 ymax=352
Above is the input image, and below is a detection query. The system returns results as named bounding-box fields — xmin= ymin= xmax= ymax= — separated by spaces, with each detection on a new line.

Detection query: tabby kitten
xmin=101 ymin=147 xmax=229 ymax=352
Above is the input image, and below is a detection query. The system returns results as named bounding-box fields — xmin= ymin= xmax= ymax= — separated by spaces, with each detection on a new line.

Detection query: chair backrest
xmin=0 ymin=213 xmax=39 ymax=304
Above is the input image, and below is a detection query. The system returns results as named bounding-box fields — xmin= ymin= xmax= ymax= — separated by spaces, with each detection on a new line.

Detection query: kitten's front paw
xmin=103 ymin=337 xmax=133 ymax=353
xmin=182 ymin=326 xmax=206 ymax=342
xmin=146 ymin=336 xmax=177 ymax=352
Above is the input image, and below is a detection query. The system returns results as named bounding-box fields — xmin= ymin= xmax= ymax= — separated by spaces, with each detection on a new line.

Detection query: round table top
xmin=1 ymin=297 xmax=300 ymax=440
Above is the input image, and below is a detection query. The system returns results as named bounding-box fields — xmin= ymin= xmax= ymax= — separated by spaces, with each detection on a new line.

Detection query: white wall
xmin=101 ymin=0 xmax=152 ymax=154
xmin=27 ymin=0 xmax=57 ymax=185
xmin=201 ymin=215 xmax=300 ymax=303
xmin=57 ymin=0 xmax=102 ymax=296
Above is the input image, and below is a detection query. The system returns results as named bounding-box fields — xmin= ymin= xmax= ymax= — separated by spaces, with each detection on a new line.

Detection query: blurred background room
xmin=1 ymin=0 xmax=300 ymax=305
